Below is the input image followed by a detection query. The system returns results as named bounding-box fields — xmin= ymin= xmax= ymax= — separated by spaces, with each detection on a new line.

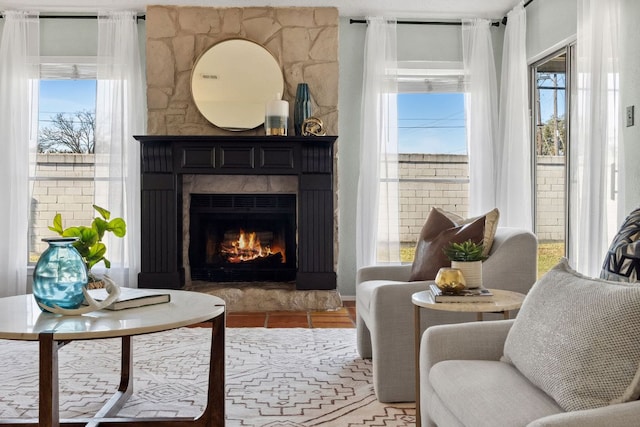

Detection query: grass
xmin=400 ymin=240 xmax=565 ymax=279
xmin=537 ymin=241 xmax=565 ymax=278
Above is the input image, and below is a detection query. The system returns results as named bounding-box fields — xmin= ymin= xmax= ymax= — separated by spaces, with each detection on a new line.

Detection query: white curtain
xmin=462 ymin=19 xmax=498 ymax=216
xmin=496 ymin=2 xmax=532 ymax=230
xmin=356 ymin=17 xmax=400 ymax=269
xmin=0 ymin=11 xmax=39 ymax=296
xmin=95 ymin=11 xmax=145 ymax=287
xmin=569 ymin=0 xmax=623 ymax=276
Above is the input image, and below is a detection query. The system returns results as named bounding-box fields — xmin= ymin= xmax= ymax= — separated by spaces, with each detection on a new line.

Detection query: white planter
xmin=451 ymin=260 xmax=483 ymax=289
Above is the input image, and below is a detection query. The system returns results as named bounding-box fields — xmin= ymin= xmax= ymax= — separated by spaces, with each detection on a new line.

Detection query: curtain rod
xmin=1 ymin=14 xmax=146 ymax=20
xmin=350 ymin=0 xmax=535 ymax=27
xmin=349 ymin=19 xmax=500 ymax=27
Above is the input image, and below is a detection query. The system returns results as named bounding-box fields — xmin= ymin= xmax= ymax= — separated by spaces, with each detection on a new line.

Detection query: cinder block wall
xmin=30 ymin=154 xmax=96 ymax=257
xmin=535 ymin=156 xmax=565 ymax=241
xmin=29 ymin=153 xmax=566 ymax=257
xmin=398 ymin=154 xmax=566 ymax=244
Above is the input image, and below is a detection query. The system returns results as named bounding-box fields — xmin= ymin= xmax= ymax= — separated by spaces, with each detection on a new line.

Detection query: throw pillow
xmin=435 ymin=207 xmax=500 ymax=257
xmin=502 ymin=258 xmax=640 ymax=412
xmin=409 ymin=207 xmax=486 ymax=281
xmin=601 ymin=207 xmax=640 ymax=282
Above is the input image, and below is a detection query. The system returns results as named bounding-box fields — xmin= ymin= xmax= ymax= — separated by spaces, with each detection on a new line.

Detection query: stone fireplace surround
xmin=142 ymin=6 xmax=340 ymax=310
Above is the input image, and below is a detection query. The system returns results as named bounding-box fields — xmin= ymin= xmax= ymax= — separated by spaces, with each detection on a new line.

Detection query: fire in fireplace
xmin=217 ymin=229 xmax=285 ymax=264
xmin=189 ymin=194 xmax=296 ymax=282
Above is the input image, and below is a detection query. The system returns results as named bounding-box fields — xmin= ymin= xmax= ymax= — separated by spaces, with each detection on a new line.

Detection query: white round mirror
xmin=191 ymin=39 xmax=284 ymax=131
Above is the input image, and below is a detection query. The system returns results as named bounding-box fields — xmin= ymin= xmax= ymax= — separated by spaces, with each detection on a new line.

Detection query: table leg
xmin=39 ymin=332 xmax=60 ymax=427
xmin=503 ymin=310 xmax=510 ymax=320
xmin=88 ymin=336 xmax=133 ymax=424
xmin=414 ymin=304 xmax=421 ymax=427
xmin=198 ymin=306 xmax=226 ymax=427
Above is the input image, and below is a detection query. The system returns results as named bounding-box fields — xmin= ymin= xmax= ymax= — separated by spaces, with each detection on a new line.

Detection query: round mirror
xmin=191 ymin=39 xmax=284 ymax=131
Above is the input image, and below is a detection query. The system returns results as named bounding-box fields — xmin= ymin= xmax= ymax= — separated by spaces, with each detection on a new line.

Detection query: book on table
xmin=429 ymin=284 xmax=494 ymax=303
xmin=85 ymin=287 xmax=171 ymax=311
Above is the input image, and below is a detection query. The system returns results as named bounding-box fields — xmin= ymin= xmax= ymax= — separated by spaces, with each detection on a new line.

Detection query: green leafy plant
xmin=443 ymin=239 xmax=486 ymax=262
xmin=48 ymin=205 xmax=126 ymax=281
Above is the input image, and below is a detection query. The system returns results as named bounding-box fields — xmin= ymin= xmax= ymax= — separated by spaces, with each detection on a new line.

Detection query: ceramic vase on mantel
xmin=451 ymin=260 xmax=483 ymax=289
xmin=33 ymin=237 xmax=89 ymax=312
xmin=294 ymin=83 xmax=312 ymax=136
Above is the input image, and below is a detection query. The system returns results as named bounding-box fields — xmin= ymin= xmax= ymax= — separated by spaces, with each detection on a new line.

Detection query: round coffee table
xmin=0 ymin=290 xmax=225 ymax=427
xmin=411 ymin=288 xmax=525 ymax=425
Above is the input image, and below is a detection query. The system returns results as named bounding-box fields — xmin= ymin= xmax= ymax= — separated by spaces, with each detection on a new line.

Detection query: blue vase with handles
xmin=33 ymin=237 xmax=89 ymax=312
xmin=294 ymin=83 xmax=312 ymax=136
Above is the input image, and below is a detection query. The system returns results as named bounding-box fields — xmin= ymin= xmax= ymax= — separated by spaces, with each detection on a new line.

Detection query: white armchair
xmin=355 ymin=227 xmax=537 ymax=402
xmin=421 ymin=257 xmax=640 ymax=426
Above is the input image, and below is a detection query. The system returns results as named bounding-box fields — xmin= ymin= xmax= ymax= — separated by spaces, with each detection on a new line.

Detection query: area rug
xmin=0 ymin=328 xmax=415 ymax=426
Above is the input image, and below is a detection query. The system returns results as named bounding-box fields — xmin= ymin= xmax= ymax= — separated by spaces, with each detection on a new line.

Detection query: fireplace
xmin=189 ymin=194 xmax=297 ymax=282
xmin=134 ymin=135 xmax=337 ymax=290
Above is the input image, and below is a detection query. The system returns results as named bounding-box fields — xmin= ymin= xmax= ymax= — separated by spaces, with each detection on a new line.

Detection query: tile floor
xmin=226 ymin=300 xmax=356 ymax=328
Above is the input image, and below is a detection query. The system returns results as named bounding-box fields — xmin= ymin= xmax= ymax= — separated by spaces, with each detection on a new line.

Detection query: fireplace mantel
xmin=134 ymin=135 xmax=338 ymax=290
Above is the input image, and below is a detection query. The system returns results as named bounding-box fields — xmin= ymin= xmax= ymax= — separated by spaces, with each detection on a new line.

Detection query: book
xmin=85 ymin=287 xmax=171 ymax=311
xmin=429 ymin=284 xmax=494 ymax=303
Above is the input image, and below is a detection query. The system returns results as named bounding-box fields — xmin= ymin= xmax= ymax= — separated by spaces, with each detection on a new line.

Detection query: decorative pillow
xmin=409 ymin=207 xmax=485 ymax=281
xmin=435 ymin=207 xmax=500 ymax=257
xmin=601 ymin=207 xmax=640 ymax=282
xmin=502 ymin=258 xmax=640 ymax=412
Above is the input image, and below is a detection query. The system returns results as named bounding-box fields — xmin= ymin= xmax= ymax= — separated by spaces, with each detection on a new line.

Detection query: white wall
xmin=620 ymin=0 xmax=640 ymax=213
xmin=525 ymin=0 xmax=577 ymax=62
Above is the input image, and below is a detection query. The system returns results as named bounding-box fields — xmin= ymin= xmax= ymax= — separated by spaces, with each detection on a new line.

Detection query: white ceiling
xmin=0 ymin=0 xmax=523 ymax=20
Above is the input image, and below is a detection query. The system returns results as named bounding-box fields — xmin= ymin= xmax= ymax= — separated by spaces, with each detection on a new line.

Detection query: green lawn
xmin=400 ymin=240 xmax=564 ymax=279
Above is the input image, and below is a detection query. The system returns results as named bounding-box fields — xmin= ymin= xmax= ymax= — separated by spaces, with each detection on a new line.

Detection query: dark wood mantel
xmin=134 ymin=135 xmax=338 ymax=290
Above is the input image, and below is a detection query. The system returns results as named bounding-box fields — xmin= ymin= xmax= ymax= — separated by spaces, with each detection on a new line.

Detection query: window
xmin=398 ymin=92 xmax=466 ymax=154
xmin=29 ymin=57 xmax=97 ymax=263
xmin=396 ymin=62 xmax=469 ymax=261
xmin=530 ymin=48 xmax=571 ymax=277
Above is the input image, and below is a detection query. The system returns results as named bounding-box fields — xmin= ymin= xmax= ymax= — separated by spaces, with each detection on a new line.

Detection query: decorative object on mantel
xmin=264 ymin=92 xmax=289 ymax=136
xmin=47 ymin=204 xmax=127 ymax=289
xmin=434 ymin=267 xmax=466 ymax=294
xmin=294 ymin=82 xmax=312 ymax=135
xmin=301 ymin=117 xmax=327 ymax=136
xmin=37 ymin=275 xmax=122 ymax=315
xmin=443 ymin=239 xmax=486 ymax=288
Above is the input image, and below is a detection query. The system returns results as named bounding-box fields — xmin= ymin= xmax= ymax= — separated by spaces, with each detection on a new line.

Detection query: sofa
xmin=420 ymin=259 xmax=640 ymax=427
xmin=356 ymin=227 xmax=537 ymax=402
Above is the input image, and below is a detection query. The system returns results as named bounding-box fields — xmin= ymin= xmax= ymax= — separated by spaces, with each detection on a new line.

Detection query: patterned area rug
xmin=0 ymin=328 xmax=415 ymax=426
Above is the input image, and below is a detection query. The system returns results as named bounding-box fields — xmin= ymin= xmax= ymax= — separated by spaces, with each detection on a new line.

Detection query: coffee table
xmin=0 ymin=289 xmax=225 ymax=427
xmin=411 ymin=288 xmax=525 ymax=426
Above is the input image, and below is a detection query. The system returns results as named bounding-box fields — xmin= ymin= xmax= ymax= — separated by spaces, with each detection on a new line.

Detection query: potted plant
xmin=443 ymin=239 xmax=486 ymax=288
xmin=48 ymin=205 xmax=126 ymax=287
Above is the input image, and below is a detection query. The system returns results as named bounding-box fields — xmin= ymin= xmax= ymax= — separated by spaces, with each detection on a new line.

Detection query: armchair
xmin=420 ymin=257 xmax=640 ymax=427
xmin=355 ymin=227 xmax=537 ymax=402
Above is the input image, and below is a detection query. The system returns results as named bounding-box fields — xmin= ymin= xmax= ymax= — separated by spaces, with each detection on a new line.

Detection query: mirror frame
xmin=190 ymin=38 xmax=285 ymax=131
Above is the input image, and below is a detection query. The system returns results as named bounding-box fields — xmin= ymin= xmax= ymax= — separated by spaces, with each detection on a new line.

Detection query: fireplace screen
xmin=189 ymin=194 xmax=296 ymax=282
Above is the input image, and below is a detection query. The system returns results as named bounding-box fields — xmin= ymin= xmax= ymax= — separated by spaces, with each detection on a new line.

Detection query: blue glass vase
xmin=294 ymin=83 xmax=312 ymax=136
xmin=33 ymin=237 xmax=89 ymax=312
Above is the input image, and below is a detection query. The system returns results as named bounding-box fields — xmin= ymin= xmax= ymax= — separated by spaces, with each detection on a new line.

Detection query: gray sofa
xmin=421 ymin=259 xmax=640 ymax=427
xmin=356 ymin=227 xmax=537 ymax=402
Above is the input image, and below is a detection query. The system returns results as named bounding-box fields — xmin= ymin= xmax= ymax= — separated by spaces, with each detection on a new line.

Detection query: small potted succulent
xmin=443 ymin=239 xmax=486 ymax=288
xmin=48 ymin=205 xmax=127 ymax=287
